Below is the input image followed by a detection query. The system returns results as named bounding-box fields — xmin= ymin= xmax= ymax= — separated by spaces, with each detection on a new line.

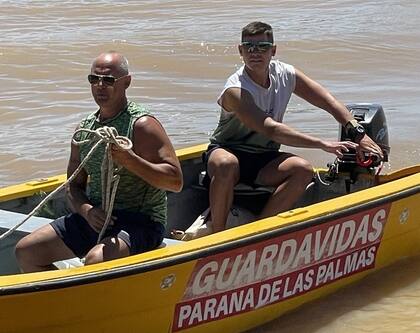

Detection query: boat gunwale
xmin=1 ymin=182 xmax=419 ymax=296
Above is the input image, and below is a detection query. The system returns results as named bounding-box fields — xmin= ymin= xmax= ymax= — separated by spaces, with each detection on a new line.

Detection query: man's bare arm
xmin=66 ymin=141 xmax=91 ymax=219
xmin=111 ymin=116 xmax=183 ymax=192
xmin=294 ymin=68 xmax=383 ymax=159
xmin=220 ymin=87 xmax=357 ymax=157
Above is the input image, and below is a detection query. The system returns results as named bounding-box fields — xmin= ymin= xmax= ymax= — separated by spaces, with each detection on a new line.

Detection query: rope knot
xmin=72 ymin=126 xmax=133 ymax=151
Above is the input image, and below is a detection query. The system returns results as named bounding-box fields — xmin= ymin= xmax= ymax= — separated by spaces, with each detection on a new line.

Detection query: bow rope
xmin=0 ymin=126 xmax=132 ymax=244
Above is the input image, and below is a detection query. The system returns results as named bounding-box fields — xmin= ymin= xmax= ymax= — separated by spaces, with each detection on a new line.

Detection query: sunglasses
xmin=87 ymin=74 xmax=128 ymax=86
xmin=241 ymin=41 xmax=273 ymax=53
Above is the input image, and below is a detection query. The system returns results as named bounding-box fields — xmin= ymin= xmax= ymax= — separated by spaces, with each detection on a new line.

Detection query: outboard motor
xmin=326 ymin=103 xmax=390 ymax=185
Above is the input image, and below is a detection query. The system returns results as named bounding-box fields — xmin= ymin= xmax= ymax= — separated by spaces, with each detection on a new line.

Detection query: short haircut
xmin=241 ymin=22 xmax=274 ymax=43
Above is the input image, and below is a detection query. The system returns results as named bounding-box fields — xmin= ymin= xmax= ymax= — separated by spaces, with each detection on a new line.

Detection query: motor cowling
xmin=324 ymin=103 xmax=390 ymax=186
xmin=339 ymin=103 xmax=390 ymax=166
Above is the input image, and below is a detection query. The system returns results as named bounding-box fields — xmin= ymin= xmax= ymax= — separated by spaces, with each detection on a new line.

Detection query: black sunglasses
xmin=241 ymin=41 xmax=273 ymax=53
xmin=87 ymin=74 xmax=128 ymax=86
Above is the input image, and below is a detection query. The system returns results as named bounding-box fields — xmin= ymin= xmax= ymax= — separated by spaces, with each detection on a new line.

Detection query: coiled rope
xmin=0 ymin=126 xmax=132 ymax=244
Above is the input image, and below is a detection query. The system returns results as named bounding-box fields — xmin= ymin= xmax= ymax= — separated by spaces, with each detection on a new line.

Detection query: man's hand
xmin=321 ymin=140 xmax=358 ymax=158
xmin=105 ymin=116 xmax=183 ymax=193
xmin=85 ymin=206 xmax=115 ymax=233
xmin=110 ymin=143 xmax=133 ymax=166
xmin=357 ymin=135 xmax=384 ymax=161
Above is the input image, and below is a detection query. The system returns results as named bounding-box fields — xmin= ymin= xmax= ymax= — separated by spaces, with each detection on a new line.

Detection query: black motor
xmin=326 ymin=103 xmax=390 ymax=182
xmin=339 ymin=103 xmax=390 ymax=166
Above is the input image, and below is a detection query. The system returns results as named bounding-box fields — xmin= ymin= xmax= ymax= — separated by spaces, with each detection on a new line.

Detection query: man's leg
xmin=207 ymin=148 xmax=240 ymax=232
xmin=84 ymin=211 xmax=164 ymax=265
xmin=84 ymin=236 xmax=130 ymax=265
xmin=255 ymin=153 xmax=314 ymax=219
xmin=15 ymin=224 xmax=77 ymax=273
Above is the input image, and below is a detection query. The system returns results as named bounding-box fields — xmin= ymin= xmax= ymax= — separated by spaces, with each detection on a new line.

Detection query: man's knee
xmin=292 ymin=159 xmax=314 ymax=185
xmin=15 ymin=236 xmax=32 ymax=264
xmin=14 ymin=235 xmax=48 ymax=270
xmin=85 ymin=239 xmax=129 ymax=265
xmin=84 ymin=247 xmax=103 ymax=265
xmin=208 ymin=155 xmax=239 ymax=182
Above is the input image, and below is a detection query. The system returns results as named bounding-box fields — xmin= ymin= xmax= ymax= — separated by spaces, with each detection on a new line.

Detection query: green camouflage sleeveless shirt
xmin=77 ymin=101 xmax=167 ymax=225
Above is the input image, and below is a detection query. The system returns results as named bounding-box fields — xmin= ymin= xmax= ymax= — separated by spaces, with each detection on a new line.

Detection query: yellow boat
xmin=0 ymin=104 xmax=419 ymax=333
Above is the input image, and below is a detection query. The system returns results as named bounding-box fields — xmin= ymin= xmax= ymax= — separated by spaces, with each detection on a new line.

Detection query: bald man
xmin=15 ymin=52 xmax=183 ymax=272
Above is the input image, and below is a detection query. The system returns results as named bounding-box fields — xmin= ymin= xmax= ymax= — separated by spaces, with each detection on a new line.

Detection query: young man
xmin=204 ymin=22 xmax=383 ymax=233
xmin=15 ymin=51 xmax=183 ymax=272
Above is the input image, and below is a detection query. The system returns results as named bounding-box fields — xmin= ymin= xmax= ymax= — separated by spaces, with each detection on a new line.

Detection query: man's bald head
xmin=91 ymin=51 xmax=129 ymax=77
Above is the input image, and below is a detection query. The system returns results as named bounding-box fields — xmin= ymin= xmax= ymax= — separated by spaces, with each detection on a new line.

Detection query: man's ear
xmin=125 ymin=75 xmax=131 ymax=89
xmin=238 ymin=44 xmax=243 ymax=57
xmin=271 ymin=45 xmax=277 ymax=57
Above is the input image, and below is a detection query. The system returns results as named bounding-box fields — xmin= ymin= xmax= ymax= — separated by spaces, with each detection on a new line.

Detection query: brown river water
xmin=0 ymin=1 xmax=419 ymax=332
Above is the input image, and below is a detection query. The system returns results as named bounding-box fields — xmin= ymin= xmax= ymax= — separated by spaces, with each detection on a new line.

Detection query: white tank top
xmin=210 ymin=60 xmax=296 ymax=153
xmin=218 ymin=60 xmax=296 ymax=121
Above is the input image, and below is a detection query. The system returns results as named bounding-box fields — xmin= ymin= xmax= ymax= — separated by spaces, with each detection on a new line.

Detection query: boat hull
xmin=0 ymin=144 xmax=419 ymax=333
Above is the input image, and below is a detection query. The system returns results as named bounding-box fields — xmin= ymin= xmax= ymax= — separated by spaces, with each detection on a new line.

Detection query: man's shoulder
xmin=270 ymin=60 xmax=295 ymax=75
xmin=127 ymin=100 xmax=149 ymax=114
xmin=225 ymin=65 xmax=245 ymax=82
xmin=78 ymin=110 xmax=97 ymax=128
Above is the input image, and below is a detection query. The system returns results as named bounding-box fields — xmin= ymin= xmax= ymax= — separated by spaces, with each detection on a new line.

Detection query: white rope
xmin=0 ymin=126 xmax=132 ymax=243
xmin=72 ymin=127 xmax=132 ymax=243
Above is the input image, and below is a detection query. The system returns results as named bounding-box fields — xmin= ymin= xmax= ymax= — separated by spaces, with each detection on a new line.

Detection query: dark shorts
xmin=202 ymin=144 xmax=282 ymax=187
xmin=51 ymin=210 xmax=165 ymax=258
